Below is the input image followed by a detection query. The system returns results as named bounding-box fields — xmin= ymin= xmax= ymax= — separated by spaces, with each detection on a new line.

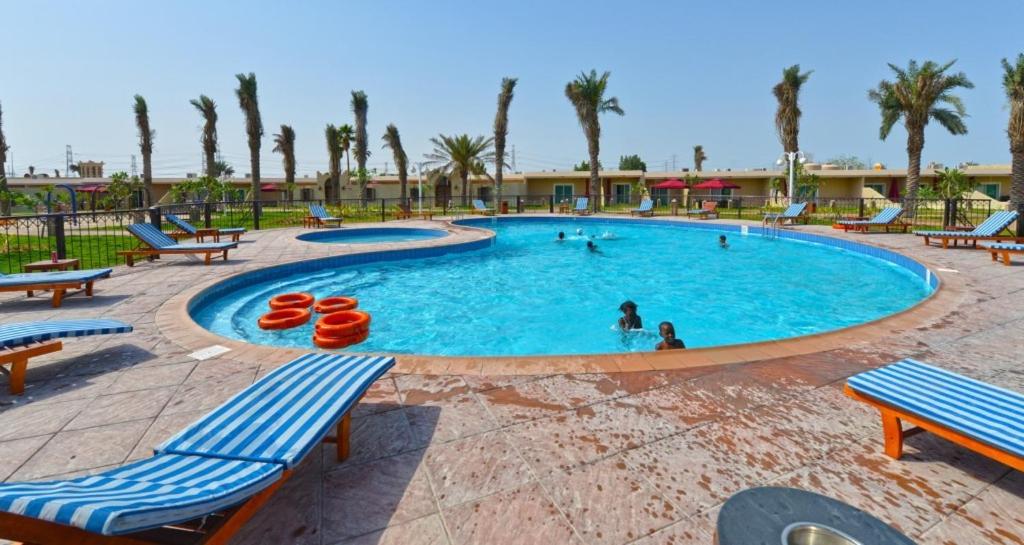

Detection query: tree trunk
xmin=495 ymin=164 xmax=503 ymax=215
xmin=461 ymin=171 xmax=469 ymax=206
xmin=250 ymin=146 xmax=260 ymax=202
xmin=399 ymin=173 xmax=408 ymax=205
xmin=204 ymin=149 xmax=216 ymax=179
xmin=0 ymin=168 xmax=9 ymax=216
xmin=142 ymin=153 xmax=153 ymax=207
xmin=905 ymin=128 xmax=924 ymax=218
xmin=588 ymin=135 xmax=600 ymax=212
xmin=1011 ymin=150 xmax=1024 ymax=212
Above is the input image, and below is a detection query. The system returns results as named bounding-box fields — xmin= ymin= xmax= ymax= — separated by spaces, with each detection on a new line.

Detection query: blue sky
xmin=4 ymin=0 xmax=1022 ymax=177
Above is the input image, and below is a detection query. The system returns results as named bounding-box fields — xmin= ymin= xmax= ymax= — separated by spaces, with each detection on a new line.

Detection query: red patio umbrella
xmin=75 ymin=185 xmax=107 ymax=193
xmin=693 ymin=178 xmax=740 ymax=190
xmin=651 ymin=178 xmax=688 ymax=190
xmin=260 ymin=183 xmax=278 ymax=192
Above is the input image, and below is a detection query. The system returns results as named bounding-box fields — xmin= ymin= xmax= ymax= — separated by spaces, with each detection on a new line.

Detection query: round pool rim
xmin=295 ymin=226 xmax=449 ymax=244
xmin=181 ymin=216 xmax=944 ymax=367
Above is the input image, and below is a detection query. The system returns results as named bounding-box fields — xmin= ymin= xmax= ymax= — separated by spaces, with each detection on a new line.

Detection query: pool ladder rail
xmin=761 ymin=217 xmax=781 ymax=240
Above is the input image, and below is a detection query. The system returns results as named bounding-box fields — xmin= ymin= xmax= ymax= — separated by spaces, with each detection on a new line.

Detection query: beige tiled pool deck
xmin=1 ymin=216 xmax=1022 ymax=544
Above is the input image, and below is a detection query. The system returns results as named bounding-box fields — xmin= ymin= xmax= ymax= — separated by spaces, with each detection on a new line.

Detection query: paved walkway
xmin=0 ymin=217 xmax=1021 ymax=545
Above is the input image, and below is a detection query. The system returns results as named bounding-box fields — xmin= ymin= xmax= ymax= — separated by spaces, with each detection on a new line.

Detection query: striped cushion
xmin=633 ymin=199 xmax=653 ymax=212
xmin=126 ymin=223 xmax=178 ymax=249
xmin=165 ymin=242 xmax=237 ymax=251
xmin=158 ymin=354 xmax=395 ymax=468
xmin=164 ymin=214 xmax=197 ymax=235
xmin=973 ymin=210 xmax=1019 ymax=236
xmin=0 ymin=454 xmax=282 ymax=535
xmin=847 ymin=359 xmax=1024 ymax=457
xmin=575 ymin=197 xmax=589 ymax=210
xmin=472 ymin=199 xmax=490 ymax=211
xmin=0 ymin=269 xmax=112 ymax=288
xmin=987 ymin=243 xmax=1024 ymax=251
xmin=838 ymin=207 xmax=903 ymax=226
xmin=218 ymin=227 xmax=247 ymax=235
xmin=0 ymin=319 xmax=133 ymax=348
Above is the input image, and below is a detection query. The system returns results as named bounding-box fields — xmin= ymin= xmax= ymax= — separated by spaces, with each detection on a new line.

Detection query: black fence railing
xmin=0 ymin=195 xmax=1017 ymax=273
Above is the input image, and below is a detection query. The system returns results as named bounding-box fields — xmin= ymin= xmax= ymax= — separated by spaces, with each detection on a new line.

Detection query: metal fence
xmin=0 ymin=194 xmax=1016 ymax=273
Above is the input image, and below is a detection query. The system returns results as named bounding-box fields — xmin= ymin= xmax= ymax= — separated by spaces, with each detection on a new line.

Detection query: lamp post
xmin=415 ymin=162 xmax=426 ymax=214
xmin=776 ymin=151 xmax=807 ymax=202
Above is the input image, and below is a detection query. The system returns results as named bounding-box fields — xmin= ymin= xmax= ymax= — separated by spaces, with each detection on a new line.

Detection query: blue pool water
xmin=297 ymin=227 xmax=447 ymax=244
xmin=193 ymin=219 xmax=932 ymax=356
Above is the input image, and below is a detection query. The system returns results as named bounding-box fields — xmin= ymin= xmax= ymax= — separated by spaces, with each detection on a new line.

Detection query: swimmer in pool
xmin=556 ymin=231 xmax=566 ymax=242
xmin=586 ymin=240 xmax=602 ymax=254
xmin=618 ymin=300 xmax=642 ymax=331
xmin=719 ymin=235 xmax=729 ymax=249
xmin=576 ymin=228 xmax=584 ymax=236
xmin=600 ymin=231 xmax=617 ymax=240
xmin=655 ymin=321 xmax=686 ymax=350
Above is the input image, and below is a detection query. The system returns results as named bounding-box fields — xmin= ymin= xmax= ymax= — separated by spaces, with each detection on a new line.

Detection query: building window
xmin=410 ymin=187 xmax=420 ymax=199
xmin=613 ymin=184 xmax=631 ymax=204
xmin=553 ymin=184 xmax=574 ymax=204
xmin=865 ymin=183 xmax=886 ymax=195
xmin=981 ymin=183 xmax=1000 ymax=200
xmin=301 ymin=188 xmax=314 ymax=201
xmin=364 ymin=188 xmax=376 ymax=201
xmin=477 ymin=186 xmax=492 ymax=201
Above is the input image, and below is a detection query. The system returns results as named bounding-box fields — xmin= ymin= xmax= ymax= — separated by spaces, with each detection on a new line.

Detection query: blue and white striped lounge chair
xmin=915 ymin=210 xmax=1022 ymax=249
xmin=121 ymin=223 xmax=238 ymax=267
xmin=0 ymin=319 xmax=132 ymax=394
xmin=836 ymin=207 xmax=907 ymax=233
xmin=0 ymin=269 xmax=112 ymax=307
xmin=573 ymin=197 xmax=591 ymax=216
xmin=0 ymin=353 xmax=395 ymax=544
xmin=845 ymin=359 xmax=1024 ymax=472
xmin=471 ymin=199 xmax=494 ymax=215
xmin=986 ymin=242 xmax=1024 ymax=266
xmin=308 ymin=204 xmax=343 ymax=227
xmin=164 ymin=213 xmax=246 ymax=243
xmin=762 ymin=202 xmax=808 ymax=227
xmin=630 ymin=198 xmax=654 ymax=217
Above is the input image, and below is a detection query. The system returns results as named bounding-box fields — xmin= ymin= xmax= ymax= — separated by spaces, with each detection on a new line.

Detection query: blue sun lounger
xmin=471 ymin=199 xmax=495 ymax=215
xmin=121 ymin=223 xmax=238 ymax=266
xmin=836 ymin=207 xmax=907 ymax=233
xmin=573 ymin=197 xmax=591 ymax=215
xmin=630 ymin=198 xmax=654 ymax=217
xmin=308 ymin=204 xmax=343 ymax=227
xmin=762 ymin=202 xmax=808 ymax=227
xmin=845 ymin=359 xmax=1024 ymax=473
xmin=0 ymin=319 xmax=132 ymax=394
xmin=986 ymin=242 xmax=1024 ymax=265
xmin=0 ymin=353 xmax=395 ymax=543
xmin=0 ymin=269 xmax=112 ymax=307
xmin=915 ymin=210 xmax=1022 ymax=249
xmin=164 ymin=213 xmax=246 ymax=243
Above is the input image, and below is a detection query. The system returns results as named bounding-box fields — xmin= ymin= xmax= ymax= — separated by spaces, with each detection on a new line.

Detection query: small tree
xmin=693 ymin=145 xmax=707 ymax=172
xmin=573 ymin=160 xmax=600 ymax=171
xmin=618 ymin=154 xmax=646 ymax=171
xmin=917 ymin=168 xmax=977 ymax=199
xmin=104 ymin=171 xmax=142 ymax=209
xmin=826 ymin=154 xmax=867 ymax=170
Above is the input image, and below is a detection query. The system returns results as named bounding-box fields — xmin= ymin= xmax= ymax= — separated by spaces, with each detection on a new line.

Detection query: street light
xmin=775 ymin=151 xmax=807 ymax=202
xmin=414 ymin=162 xmax=427 ymax=214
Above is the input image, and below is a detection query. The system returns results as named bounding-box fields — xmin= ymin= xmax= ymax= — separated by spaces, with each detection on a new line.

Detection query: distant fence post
xmin=148 ymin=207 xmax=161 ymax=229
xmin=516 ymin=196 xmax=522 ymax=213
xmin=858 ymin=198 xmax=865 ymax=219
xmin=380 ymin=199 xmax=386 ymax=222
xmin=548 ymin=196 xmax=554 ymax=214
xmin=53 ymin=214 xmax=67 ymax=259
xmin=204 ymin=202 xmax=212 ymax=228
xmin=1018 ymin=202 xmax=1024 ymax=237
xmin=253 ymin=201 xmax=261 ymax=230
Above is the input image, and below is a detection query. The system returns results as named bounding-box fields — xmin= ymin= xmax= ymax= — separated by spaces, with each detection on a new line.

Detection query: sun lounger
xmin=986 ymin=242 xmax=1024 ymax=265
xmin=395 ymin=203 xmax=433 ymax=220
xmin=915 ymin=210 xmax=1022 ymax=249
xmin=845 ymin=359 xmax=1024 ymax=472
xmin=686 ymin=201 xmax=718 ymax=219
xmin=0 ymin=269 xmax=112 ymax=307
xmin=308 ymin=204 xmax=344 ymax=227
xmin=164 ymin=213 xmax=246 ymax=243
xmin=630 ymin=198 xmax=654 ymax=217
xmin=762 ymin=202 xmax=808 ymax=227
xmin=119 ymin=223 xmax=238 ymax=267
xmin=837 ymin=207 xmax=907 ymax=233
xmin=572 ymin=197 xmax=591 ymax=216
xmin=0 ymin=319 xmax=132 ymax=394
xmin=0 ymin=353 xmax=395 ymax=544
xmin=471 ymin=199 xmax=494 ymax=215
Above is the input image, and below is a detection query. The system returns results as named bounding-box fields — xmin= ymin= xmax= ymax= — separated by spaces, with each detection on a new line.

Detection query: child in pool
xmin=655 ymin=321 xmax=686 ymax=350
xmin=719 ymin=235 xmax=729 ymax=249
xmin=556 ymin=231 xmax=566 ymax=242
xmin=586 ymin=240 xmax=603 ymax=254
xmin=618 ymin=300 xmax=642 ymax=331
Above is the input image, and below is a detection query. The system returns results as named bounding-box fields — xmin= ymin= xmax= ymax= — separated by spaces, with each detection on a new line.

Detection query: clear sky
xmin=4 ymin=0 xmax=1023 ymax=178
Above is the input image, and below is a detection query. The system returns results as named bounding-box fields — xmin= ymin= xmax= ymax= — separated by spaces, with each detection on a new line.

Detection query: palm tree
xmin=868 ymin=60 xmax=973 ymax=207
xmin=324 ymin=124 xmax=342 ymax=201
xmin=424 ymin=134 xmax=495 ymax=205
xmin=213 ymin=160 xmax=234 ymax=179
xmin=773 ymin=65 xmax=812 ymax=196
xmin=493 ymin=77 xmax=518 ymax=213
xmin=338 ymin=124 xmax=355 ymax=174
xmin=350 ymin=91 xmax=369 ymax=204
xmin=0 ymin=101 xmax=10 ymax=216
xmin=132 ymin=95 xmax=154 ymax=206
xmin=1003 ymin=54 xmax=1024 ymax=214
xmin=382 ymin=124 xmax=409 ymax=204
xmin=235 ymin=72 xmax=264 ymax=201
xmin=565 ymin=70 xmax=624 ymax=211
xmin=273 ymin=125 xmax=296 ymax=200
xmin=189 ymin=95 xmax=218 ymax=178
xmin=693 ymin=145 xmax=707 ymax=172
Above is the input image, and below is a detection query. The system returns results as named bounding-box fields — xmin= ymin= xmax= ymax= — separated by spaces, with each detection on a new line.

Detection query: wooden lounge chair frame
xmin=921 ymin=231 xmax=1024 ymax=250
xmin=989 ymin=245 xmax=1024 ymax=266
xmin=118 ymin=247 xmax=230 ymax=267
xmin=0 ymin=409 xmax=358 ymax=545
xmin=395 ymin=204 xmax=433 ymax=220
xmin=0 ymin=340 xmax=62 ymax=394
xmin=0 ymin=280 xmax=97 ymax=308
xmin=844 ymin=384 xmax=1024 ymax=473
xmin=630 ymin=200 xmax=654 ymax=217
xmin=687 ymin=201 xmax=718 ymax=219
xmin=470 ymin=200 xmax=495 ymax=216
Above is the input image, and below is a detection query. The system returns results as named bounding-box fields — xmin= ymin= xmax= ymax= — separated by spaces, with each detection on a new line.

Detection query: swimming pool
xmin=297 ymin=227 xmax=448 ymax=244
xmin=191 ymin=218 xmax=934 ymax=356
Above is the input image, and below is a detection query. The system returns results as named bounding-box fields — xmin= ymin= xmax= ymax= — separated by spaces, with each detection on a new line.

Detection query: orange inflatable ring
xmin=315 ymin=310 xmax=371 ymax=337
xmin=258 ymin=308 xmax=311 ymax=330
xmin=269 ymin=292 xmax=314 ymax=310
xmin=314 ymin=296 xmax=359 ymax=314
xmin=313 ymin=330 xmax=369 ymax=349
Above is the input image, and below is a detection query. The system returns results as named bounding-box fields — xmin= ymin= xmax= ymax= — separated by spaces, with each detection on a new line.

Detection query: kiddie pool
xmin=297 ymin=227 xmax=448 ymax=244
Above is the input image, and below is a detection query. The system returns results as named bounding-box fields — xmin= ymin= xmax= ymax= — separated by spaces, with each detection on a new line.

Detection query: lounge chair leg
xmin=222 ymin=250 xmax=229 ymax=261
xmin=51 ymin=289 xmax=65 ymax=308
xmin=337 ymin=412 xmax=351 ymax=461
xmin=991 ymin=251 xmax=998 ymax=262
xmin=1003 ymin=251 xmax=1012 ymax=266
xmin=85 ymin=281 xmax=94 ymax=297
xmin=8 ymin=357 xmax=27 ymax=395
xmin=923 ymin=236 xmax=930 ymax=246
xmin=881 ymin=410 xmax=904 ymax=459
xmin=205 ymin=253 xmax=212 ymax=265
xmin=942 ymin=238 xmax=949 ymax=249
